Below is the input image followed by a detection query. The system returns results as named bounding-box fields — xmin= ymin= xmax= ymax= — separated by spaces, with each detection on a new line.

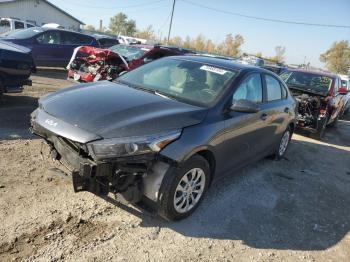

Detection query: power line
xmin=181 ymin=0 xmax=350 ymax=29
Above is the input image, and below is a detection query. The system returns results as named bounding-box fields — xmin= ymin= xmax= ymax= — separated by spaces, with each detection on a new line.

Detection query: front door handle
xmin=260 ymin=113 xmax=268 ymax=121
xmin=284 ymin=107 xmax=290 ymax=113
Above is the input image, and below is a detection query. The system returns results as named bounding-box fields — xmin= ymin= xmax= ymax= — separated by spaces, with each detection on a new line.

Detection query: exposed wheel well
xmin=288 ymin=122 xmax=295 ymax=133
xmin=196 ymin=150 xmax=216 ymax=184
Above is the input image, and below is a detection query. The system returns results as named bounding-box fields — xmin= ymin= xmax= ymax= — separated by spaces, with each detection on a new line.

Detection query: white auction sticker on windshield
xmin=200 ymin=65 xmax=228 ymax=75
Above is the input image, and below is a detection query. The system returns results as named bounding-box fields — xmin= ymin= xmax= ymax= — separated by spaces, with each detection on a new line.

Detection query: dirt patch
xmin=0 ymin=216 xmax=115 ymax=261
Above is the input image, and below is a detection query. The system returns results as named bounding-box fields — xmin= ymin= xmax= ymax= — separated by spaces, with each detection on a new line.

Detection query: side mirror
xmin=338 ymin=87 xmax=348 ymax=95
xmin=230 ymin=99 xmax=260 ymax=113
xmin=143 ymin=57 xmax=153 ymax=64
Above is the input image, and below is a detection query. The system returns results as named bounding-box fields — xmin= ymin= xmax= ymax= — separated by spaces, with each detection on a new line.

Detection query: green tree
xmin=168 ymin=36 xmax=183 ymax=46
xmin=135 ymin=25 xmax=156 ymax=40
xmin=109 ymin=12 xmax=136 ymax=36
xmin=267 ymin=46 xmax=286 ymax=63
xmin=193 ymin=34 xmax=206 ymax=51
xmin=205 ymin=39 xmax=215 ymax=54
xmin=216 ymin=34 xmax=244 ymax=57
xmin=274 ymin=46 xmax=286 ymax=63
xmin=320 ymin=40 xmax=350 ymax=74
xmin=256 ymin=52 xmax=263 ymax=58
xmin=84 ymin=25 xmax=96 ymax=31
xmin=182 ymin=36 xmax=192 ymax=49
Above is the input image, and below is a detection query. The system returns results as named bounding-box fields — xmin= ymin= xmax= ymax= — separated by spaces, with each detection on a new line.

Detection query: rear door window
xmin=0 ymin=19 xmax=10 ymax=28
xmin=265 ymin=74 xmax=282 ymax=101
xmin=14 ymin=21 xmax=25 ymax=29
xmin=98 ymin=38 xmax=118 ymax=47
xmin=36 ymin=31 xmax=61 ymax=44
xmin=62 ymin=32 xmax=93 ymax=45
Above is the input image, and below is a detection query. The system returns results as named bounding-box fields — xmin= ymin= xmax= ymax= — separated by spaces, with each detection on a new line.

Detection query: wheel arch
xmin=182 ymin=146 xmax=216 ymax=185
xmin=288 ymin=121 xmax=295 ymax=134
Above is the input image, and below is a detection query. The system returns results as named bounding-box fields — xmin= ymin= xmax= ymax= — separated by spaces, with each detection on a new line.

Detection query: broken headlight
xmin=87 ymin=130 xmax=181 ymax=159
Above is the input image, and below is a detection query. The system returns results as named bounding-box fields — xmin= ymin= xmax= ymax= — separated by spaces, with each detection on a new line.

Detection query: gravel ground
xmin=0 ymin=69 xmax=349 ymax=261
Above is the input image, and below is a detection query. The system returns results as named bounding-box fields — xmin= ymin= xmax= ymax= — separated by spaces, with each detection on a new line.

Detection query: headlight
xmin=87 ymin=130 xmax=181 ymax=159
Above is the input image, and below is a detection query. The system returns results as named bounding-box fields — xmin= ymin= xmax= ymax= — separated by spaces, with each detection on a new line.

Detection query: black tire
xmin=0 ymin=78 xmax=4 ymax=101
xmin=158 ymin=155 xmax=211 ymax=221
xmin=328 ymin=114 xmax=339 ymax=127
xmin=273 ymin=126 xmax=292 ymax=160
xmin=311 ymin=113 xmax=329 ymax=140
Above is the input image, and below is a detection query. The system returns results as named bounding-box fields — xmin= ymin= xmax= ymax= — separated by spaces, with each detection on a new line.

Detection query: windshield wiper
xmin=154 ymin=91 xmax=171 ymax=99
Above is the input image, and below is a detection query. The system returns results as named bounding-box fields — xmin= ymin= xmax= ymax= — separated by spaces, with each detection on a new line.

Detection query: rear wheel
xmin=274 ymin=127 xmax=292 ymax=160
xmin=158 ymin=155 xmax=210 ymax=221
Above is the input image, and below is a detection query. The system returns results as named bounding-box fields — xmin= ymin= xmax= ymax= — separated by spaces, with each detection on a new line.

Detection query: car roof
xmin=286 ymin=68 xmax=337 ymax=78
xmin=29 ymin=27 xmax=94 ymax=37
xmin=171 ymin=55 xmax=270 ymax=72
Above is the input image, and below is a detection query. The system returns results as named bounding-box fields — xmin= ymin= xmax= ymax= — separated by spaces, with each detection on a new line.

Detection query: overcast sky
xmin=51 ymin=0 xmax=350 ymax=68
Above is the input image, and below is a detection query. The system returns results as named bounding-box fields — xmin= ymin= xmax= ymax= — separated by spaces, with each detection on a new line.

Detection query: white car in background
xmin=118 ymin=35 xmax=147 ymax=45
xmin=0 ymin=18 xmax=35 ymax=34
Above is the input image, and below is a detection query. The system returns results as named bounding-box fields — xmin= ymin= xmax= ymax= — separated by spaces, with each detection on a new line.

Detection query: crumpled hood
xmin=39 ymin=81 xmax=207 ymax=139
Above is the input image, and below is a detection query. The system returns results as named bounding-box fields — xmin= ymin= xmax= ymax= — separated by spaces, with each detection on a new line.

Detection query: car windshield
xmin=4 ymin=27 xmax=43 ymax=39
xmin=280 ymin=71 xmax=333 ymax=94
xmin=117 ymin=58 xmax=238 ymax=107
xmin=109 ymin=45 xmax=149 ymax=60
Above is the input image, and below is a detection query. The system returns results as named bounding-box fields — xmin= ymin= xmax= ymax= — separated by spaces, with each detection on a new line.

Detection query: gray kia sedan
xmin=31 ymin=56 xmax=296 ymax=220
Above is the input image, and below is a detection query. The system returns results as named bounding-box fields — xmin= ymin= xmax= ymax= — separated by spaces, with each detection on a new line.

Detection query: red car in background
xmin=67 ymin=44 xmax=194 ymax=82
xmin=280 ymin=69 xmax=347 ymax=139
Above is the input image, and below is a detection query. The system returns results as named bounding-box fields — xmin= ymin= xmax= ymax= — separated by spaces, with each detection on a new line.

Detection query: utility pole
xmin=167 ymin=0 xmax=176 ymax=44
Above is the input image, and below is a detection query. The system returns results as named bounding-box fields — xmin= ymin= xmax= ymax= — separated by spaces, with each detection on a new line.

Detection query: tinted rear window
xmin=62 ymin=32 xmax=93 ymax=45
xmin=98 ymin=38 xmax=119 ymax=47
xmin=14 ymin=21 xmax=25 ymax=29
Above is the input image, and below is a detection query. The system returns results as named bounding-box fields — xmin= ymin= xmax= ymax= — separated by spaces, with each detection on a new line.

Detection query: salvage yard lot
xmin=0 ymin=69 xmax=350 ymax=261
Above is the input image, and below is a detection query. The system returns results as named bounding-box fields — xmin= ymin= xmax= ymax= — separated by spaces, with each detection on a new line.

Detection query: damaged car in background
xmin=31 ymin=56 xmax=296 ymax=220
xmin=67 ymin=44 xmax=194 ymax=82
xmin=280 ymin=69 xmax=346 ymax=139
xmin=0 ymin=40 xmax=35 ymax=98
xmin=66 ymin=46 xmax=129 ymax=82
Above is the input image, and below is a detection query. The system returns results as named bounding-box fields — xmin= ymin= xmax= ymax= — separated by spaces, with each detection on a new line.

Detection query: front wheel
xmin=158 ymin=155 xmax=210 ymax=221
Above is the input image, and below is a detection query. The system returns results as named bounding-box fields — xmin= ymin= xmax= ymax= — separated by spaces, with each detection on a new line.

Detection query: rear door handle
xmin=260 ymin=113 xmax=268 ymax=121
xmin=284 ymin=107 xmax=290 ymax=113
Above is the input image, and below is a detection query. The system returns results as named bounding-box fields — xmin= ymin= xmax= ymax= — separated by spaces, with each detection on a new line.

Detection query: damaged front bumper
xmin=30 ymin=109 xmax=172 ymax=203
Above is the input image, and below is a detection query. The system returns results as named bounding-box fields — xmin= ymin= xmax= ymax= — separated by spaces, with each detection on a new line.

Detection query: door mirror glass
xmin=230 ymin=99 xmax=260 ymax=113
xmin=143 ymin=57 xmax=153 ymax=64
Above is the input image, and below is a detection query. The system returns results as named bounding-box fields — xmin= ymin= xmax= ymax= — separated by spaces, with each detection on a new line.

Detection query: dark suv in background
xmin=0 ymin=27 xmax=110 ymax=67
